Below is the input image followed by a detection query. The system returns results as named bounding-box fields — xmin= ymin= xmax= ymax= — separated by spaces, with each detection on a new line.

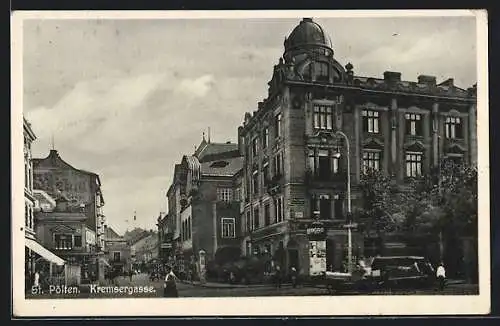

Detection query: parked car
xmin=366 ymin=256 xmax=436 ymax=290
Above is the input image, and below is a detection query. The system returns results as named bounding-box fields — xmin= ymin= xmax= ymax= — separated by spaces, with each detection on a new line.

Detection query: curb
xmin=180 ymin=280 xmax=276 ymax=289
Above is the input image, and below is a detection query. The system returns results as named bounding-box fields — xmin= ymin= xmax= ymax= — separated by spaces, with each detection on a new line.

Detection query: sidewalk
xmin=180 ymin=280 xmax=274 ymax=289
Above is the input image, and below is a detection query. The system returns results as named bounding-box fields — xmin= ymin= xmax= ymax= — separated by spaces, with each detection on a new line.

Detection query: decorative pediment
xmin=404 ymin=141 xmax=425 ymax=152
xmin=362 ymin=137 xmax=384 ymax=149
xmin=446 ymin=143 xmax=467 ymax=154
xmin=50 ymin=224 xmax=76 ymax=234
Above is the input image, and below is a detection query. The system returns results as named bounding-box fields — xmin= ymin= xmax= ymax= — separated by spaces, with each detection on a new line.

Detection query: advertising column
xmin=307 ymin=220 xmax=327 ymax=277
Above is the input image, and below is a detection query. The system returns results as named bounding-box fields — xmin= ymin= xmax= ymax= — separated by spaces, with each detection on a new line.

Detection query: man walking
xmin=436 ymin=262 xmax=446 ymax=291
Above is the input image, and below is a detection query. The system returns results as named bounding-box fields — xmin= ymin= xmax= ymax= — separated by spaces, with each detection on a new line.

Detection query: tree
xmin=358 ymin=168 xmax=407 ymax=235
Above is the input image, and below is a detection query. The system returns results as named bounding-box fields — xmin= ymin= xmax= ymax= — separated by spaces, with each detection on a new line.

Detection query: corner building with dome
xmin=237 ymin=18 xmax=477 ymax=276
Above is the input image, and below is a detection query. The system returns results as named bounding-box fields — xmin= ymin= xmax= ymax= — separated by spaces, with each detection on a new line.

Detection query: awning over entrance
xmin=25 ymin=238 xmax=65 ymax=266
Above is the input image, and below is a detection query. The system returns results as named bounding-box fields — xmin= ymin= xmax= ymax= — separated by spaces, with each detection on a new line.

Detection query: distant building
xmin=130 ymin=233 xmax=159 ymax=269
xmin=104 ymin=226 xmax=131 ymax=274
xmin=237 ymin=18 xmax=477 ymax=275
xmin=158 ymin=136 xmax=243 ymax=274
xmin=33 ymin=149 xmax=106 ymax=281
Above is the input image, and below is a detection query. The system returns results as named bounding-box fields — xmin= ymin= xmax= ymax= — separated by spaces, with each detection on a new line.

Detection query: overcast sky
xmin=22 ymin=14 xmax=477 ymax=235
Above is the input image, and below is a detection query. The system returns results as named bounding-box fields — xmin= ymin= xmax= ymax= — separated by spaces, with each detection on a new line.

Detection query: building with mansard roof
xmin=157 ymin=135 xmax=244 ymax=276
xmin=238 ymin=18 xmax=477 ymax=276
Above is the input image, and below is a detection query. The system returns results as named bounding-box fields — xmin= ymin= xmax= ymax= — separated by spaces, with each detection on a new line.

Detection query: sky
xmin=22 ymin=14 xmax=477 ymax=235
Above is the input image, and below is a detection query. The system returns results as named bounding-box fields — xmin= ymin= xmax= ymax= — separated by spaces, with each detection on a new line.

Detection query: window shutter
xmin=405 ymin=118 xmax=411 ymax=135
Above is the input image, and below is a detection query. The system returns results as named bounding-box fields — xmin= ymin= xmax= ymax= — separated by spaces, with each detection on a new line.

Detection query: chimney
xmin=417 ymin=75 xmax=437 ymax=86
xmin=383 ymin=71 xmax=402 ymax=83
xmin=439 ymin=78 xmax=454 ymax=87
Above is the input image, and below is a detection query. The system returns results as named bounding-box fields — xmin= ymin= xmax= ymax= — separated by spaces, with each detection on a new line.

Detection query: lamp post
xmin=333 ymin=130 xmax=353 ymax=274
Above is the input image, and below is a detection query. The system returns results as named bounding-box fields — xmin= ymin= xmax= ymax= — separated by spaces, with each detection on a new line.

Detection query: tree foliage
xmin=359 ymin=162 xmax=478 ymax=237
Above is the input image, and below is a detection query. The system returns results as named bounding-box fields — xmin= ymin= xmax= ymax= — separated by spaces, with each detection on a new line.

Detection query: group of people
xmin=273 ymin=265 xmax=299 ymax=289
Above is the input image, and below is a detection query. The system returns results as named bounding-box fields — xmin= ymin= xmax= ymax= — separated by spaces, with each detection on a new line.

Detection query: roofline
xmin=23 ymin=117 xmax=37 ymax=140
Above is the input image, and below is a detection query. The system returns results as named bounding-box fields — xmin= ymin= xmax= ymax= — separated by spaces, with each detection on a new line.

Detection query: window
xmin=113 ymin=252 xmax=121 ymax=262
xmin=252 ymin=170 xmax=259 ymax=195
xmin=263 ymin=162 xmax=270 ymax=184
xmin=252 ymin=137 xmax=259 ymax=157
xmin=362 ymin=151 xmax=381 ymax=174
xmin=217 ymin=188 xmax=233 ymax=202
xmin=313 ymin=105 xmax=334 ymax=130
xmin=274 ymin=152 xmax=284 ymax=177
xmin=318 ymin=149 xmax=332 ymax=179
xmin=319 ymin=195 xmax=331 ymax=219
xmin=253 ymin=207 xmax=260 ymax=229
xmin=406 ymin=152 xmax=423 ymax=177
xmin=334 ymin=197 xmax=344 ymax=219
xmin=262 ymin=127 xmax=269 ymax=149
xmin=74 ymin=235 xmax=82 ymax=247
xmin=275 ymin=196 xmax=284 ymax=223
xmin=25 ymin=204 xmax=28 ymax=228
xmin=445 ymin=116 xmax=463 ymax=139
xmin=315 ymin=62 xmax=329 ymax=82
xmin=221 ymin=218 xmax=236 ymax=238
xmin=264 ymin=203 xmax=271 ymax=226
xmin=234 ymin=187 xmax=241 ymax=202
xmin=246 ymin=211 xmax=252 ymax=232
xmin=275 ymin=113 xmax=282 ymax=138
xmin=54 ymin=234 xmax=73 ymax=250
xmin=405 ymin=113 xmax=422 ymax=136
xmin=362 ymin=110 xmax=380 ymax=133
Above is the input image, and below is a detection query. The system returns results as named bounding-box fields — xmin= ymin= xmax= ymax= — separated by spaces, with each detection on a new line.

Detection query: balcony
xmin=305 ymin=170 xmax=347 ymax=188
xmin=250 ymin=221 xmax=288 ymax=242
xmin=265 ymin=174 xmax=283 ymax=196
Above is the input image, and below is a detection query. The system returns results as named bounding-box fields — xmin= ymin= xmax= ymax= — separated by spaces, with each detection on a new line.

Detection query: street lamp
xmin=333 ymin=130 xmax=354 ymax=274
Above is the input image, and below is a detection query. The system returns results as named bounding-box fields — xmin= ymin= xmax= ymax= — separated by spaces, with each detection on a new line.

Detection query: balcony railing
xmin=305 ymin=170 xmax=347 ymax=185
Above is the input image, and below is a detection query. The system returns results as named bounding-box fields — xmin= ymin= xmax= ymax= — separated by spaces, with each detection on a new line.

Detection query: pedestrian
xmin=275 ymin=265 xmax=282 ymax=289
xmin=33 ymin=269 xmax=40 ymax=289
xmin=290 ymin=266 xmax=298 ymax=288
xmin=163 ymin=265 xmax=179 ymax=297
xmin=436 ymin=262 xmax=446 ymax=291
xmin=129 ymin=269 xmax=133 ymax=282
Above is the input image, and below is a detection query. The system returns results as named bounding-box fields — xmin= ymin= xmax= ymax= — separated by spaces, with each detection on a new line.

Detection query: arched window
xmin=314 ymin=61 xmax=329 ymax=82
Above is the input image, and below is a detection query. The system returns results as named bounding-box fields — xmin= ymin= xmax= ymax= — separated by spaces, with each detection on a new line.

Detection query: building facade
xmin=238 ymin=18 xmax=477 ymax=276
xmin=104 ymin=226 xmax=131 ymax=274
xmin=130 ymin=233 xmax=159 ymax=269
xmin=159 ymin=137 xmax=244 ymax=276
xmin=33 ymin=149 xmax=107 ymax=281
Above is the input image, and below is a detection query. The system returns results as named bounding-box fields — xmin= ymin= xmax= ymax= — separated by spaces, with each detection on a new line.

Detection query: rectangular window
xmin=252 ymin=137 xmax=259 ymax=157
xmin=318 ymin=149 xmax=332 ymax=179
xmin=264 ymin=203 xmax=271 ymax=226
xmin=405 ymin=113 xmax=422 ymax=136
xmin=406 ymin=152 xmax=423 ymax=177
xmin=221 ymin=218 xmax=236 ymax=238
xmin=74 ymin=235 xmax=82 ymax=247
xmin=263 ymin=162 xmax=270 ymax=184
xmin=252 ymin=170 xmax=259 ymax=195
xmin=319 ymin=195 xmax=331 ymax=219
xmin=217 ymin=188 xmax=233 ymax=202
xmin=334 ymin=198 xmax=344 ymax=220
xmin=262 ymin=127 xmax=269 ymax=149
xmin=113 ymin=252 xmax=121 ymax=262
xmin=445 ymin=116 xmax=463 ymax=139
xmin=54 ymin=234 xmax=73 ymax=250
xmin=254 ymin=207 xmax=260 ymax=229
xmin=246 ymin=211 xmax=252 ymax=232
xmin=274 ymin=152 xmax=284 ymax=177
xmin=362 ymin=151 xmax=381 ymax=174
xmin=313 ymin=105 xmax=334 ymax=130
xmin=362 ymin=110 xmax=380 ymax=133
xmin=275 ymin=196 xmax=284 ymax=223
xmin=275 ymin=113 xmax=282 ymax=138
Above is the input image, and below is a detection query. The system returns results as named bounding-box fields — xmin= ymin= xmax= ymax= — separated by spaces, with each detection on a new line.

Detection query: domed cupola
xmin=284 ymin=18 xmax=333 ymax=60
